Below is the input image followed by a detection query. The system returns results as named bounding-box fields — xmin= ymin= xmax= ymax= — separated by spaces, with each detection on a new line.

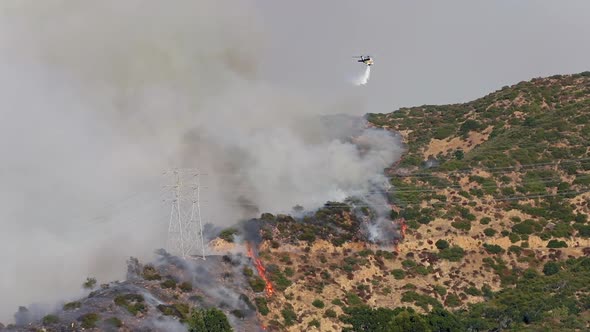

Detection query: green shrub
xmin=142 ymin=265 xmax=161 ymax=280
xmin=161 ymin=279 xmax=177 ymax=289
xmin=402 ymin=259 xmax=417 ymax=268
xmin=312 ymin=299 xmax=325 ymax=309
xmin=480 ymin=217 xmax=492 ymax=225
xmin=543 ymin=262 xmax=560 ymax=276
xmin=179 ymin=282 xmax=193 ymax=292
xmin=63 ymin=302 xmax=81 ymax=311
xmin=439 ymin=246 xmax=465 ymax=262
xmin=324 ymin=308 xmax=337 ymax=318
xmin=255 ymin=297 xmax=270 ymax=316
xmin=78 ymin=313 xmax=99 ymax=329
xmin=547 ymin=239 xmax=568 ymax=248
xmin=484 ymin=228 xmax=497 ymax=237
xmin=243 ymin=267 xmax=253 ymax=277
xmin=509 ymin=233 xmax=520 ymax=243
xmin=281 ymin=307 xmax=297 ymax=326
xmin=42 ymin=315 xmax=59 ymax=325
xmin=451 ymin=220 xmax=471 ymax=231
xmin=248 ymin=276 xmax=266 ymax=293
xmin=483 ymin=244 xmax=505 ymax=254
xmin=114 ymin=294 xmax=146 ymax=316
xmin=435 ymin=239 xmax=450 ymax=250
xmin=308 ymin=319 xmax=320 ymax=328
xmin=187 ymin=308 xmax=232 ymax=332
xmin=219 ymin=228 xmax=239 ymax=242
xmin=508 ymin=245 xmax=522 ymax=255
xmin=465 ymin=287 xmax=482 ymax=296
xmin=445 ymin=294 xmax=462 ymax=307
xmin=434 ymin=285 xmax=447 ymax=296
xmin=331 ymin=299 xmax=344 ymax=306
xmin=83 ymin=277 xmax=97 ymax=289
xmin=391 ymin=269 xmax=406 ymax=280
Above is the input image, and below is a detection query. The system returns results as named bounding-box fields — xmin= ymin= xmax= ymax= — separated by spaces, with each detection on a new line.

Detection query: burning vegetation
xmin=246 ymin=242 xmax=275 ymax=297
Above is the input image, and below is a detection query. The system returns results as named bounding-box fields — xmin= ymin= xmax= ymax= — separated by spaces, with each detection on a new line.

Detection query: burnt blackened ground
xmin=2 ymin=251 xmax=264 ymax=332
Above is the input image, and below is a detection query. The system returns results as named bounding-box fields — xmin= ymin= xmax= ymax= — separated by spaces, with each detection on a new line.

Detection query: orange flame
xmin=246 ymin=242 xmax=275 ymax=297
xmin=399 ymin=218 xmax=407 ymax=239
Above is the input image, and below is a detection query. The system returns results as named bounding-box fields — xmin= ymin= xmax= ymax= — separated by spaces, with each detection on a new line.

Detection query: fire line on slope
xmin=246 ymin=242 xmax=275 ymax=297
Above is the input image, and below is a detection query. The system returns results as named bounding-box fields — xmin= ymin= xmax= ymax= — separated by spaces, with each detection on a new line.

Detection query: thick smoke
xmin=0 ymin=0 xmax=402 ymax=322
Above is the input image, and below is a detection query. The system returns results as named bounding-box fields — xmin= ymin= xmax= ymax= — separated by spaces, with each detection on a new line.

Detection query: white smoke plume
xmin=353 ymin=66 xmax=372 ymax=86
xmin=0 ymin=0 xmax=402 ymax=322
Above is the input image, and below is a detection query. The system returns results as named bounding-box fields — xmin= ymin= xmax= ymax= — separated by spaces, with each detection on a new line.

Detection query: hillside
xmin=3 ymin=72 xmax=590 ymax=332
xmin=236 ymin=72 xmax=590 ymax=331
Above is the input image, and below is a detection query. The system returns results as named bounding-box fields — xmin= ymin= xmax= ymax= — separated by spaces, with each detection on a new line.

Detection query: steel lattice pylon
xmin=165 ymin=169 xmax=206 ymax=259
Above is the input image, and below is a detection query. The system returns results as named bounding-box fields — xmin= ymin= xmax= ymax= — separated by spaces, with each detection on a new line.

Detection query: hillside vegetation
xmin=230 ymin=72 xmax=590 ymax=331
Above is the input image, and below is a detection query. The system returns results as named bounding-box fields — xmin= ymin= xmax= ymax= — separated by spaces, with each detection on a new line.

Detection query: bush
xmin=63 ymin=302 xmax=81 ymax=311
xmin=281 ymin=307 xmax=297 ymax=326
xmin=484 ymin=228 xmax=497 ymax=237
xmin=308 ymin=319 xmax=321 ymax=328
xmin=402 ymin=259 xmax=417 ymax=268
xmin=158 ymin=304 xmax=185 ymax=319
xmin=114 ymin=294 xmax=146 ymax=316
xmin=445 ymin=294 xmax=462 ymax=307
xmin=179 ymin=282 xmax=193 ymax=292
xmin=248 ymin=276 xmax=266 ymax=293
xmin=187 ymin=308 xmax=232 ymax=332
xmin=83 ymin=277 xmax=97 ymax=289
xmin=78 ymin=313 xmax=99 ymax=329
xmin=219 ymin=228 xmax=238 ymax=242
xmin=312 ymin=299 xmax=325 ymax=309
xmin=324 ymin=308 xmax=337 ymax=318
xmin=543 ymin=262 xmax=560 ymax=276
xmin=547 ymin=239 xmax=568 ymax=248
xmin=483 ymin=244 xmax=505 ymax=254
xmin=435 ymin=239 xmax=450 ymax=250
xmin=451 ymin=220 xmax=471 ymax=231
xmin=434 ymin=285 xmax=447 ymax=296
xmin=391 ymin=269 xmax=406 ymax=280
xmin=255 ymin=297 xmax=269 ymax=316
xmin=161 ymin=279 xmax=177 ymax=289
xmin=42 ymin=315 xmax=59 ymax=325
xmin=389 ymin=310 xmax=431 ymax=331
xmin=331 ymin=299 xmax=344 ymax=306
xmin=480 ymin=217 xmax=492 ymax=225
xmin=142 ymin=265 xmax=161 ymax=280
xmin=439 ymin=246 xmax=465 ymax=262
xmin=465 ymin=287 xmax=482 ymax=296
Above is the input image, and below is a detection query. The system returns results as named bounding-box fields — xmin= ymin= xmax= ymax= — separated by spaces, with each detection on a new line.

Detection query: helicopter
xmin=353 ymin=55 xmax=373 ymax=66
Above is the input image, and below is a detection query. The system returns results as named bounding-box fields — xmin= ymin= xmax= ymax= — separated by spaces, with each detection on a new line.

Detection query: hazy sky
xmin=254 ymin=0 xmax=590 ymax=113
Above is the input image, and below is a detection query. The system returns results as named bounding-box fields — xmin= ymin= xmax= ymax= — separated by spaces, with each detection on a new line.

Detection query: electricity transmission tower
xmin=164 ymin=169 xmax=206 ymax=260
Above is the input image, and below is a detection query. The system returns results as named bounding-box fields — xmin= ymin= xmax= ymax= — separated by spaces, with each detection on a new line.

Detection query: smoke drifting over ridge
xmin=0 ymin=0 xmax=402 ymax=321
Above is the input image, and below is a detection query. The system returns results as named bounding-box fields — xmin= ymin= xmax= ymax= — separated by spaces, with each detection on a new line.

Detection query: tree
xmin=387 ymin=311 xmax=431 ymax=332
xmin=426 ymin=308 xmax=463 ymax=332
xmin=435 ymin=240 xmax=449 ymax=250
xmin=341 ymin=306 xmax=397 ymax=332
xmin=187 ymin=308 xmax=232 ymax=332
xmin=187 ymin=310 xmax=206 ymax=332
xmin=543 ymin=262 xmax=560 ymax=276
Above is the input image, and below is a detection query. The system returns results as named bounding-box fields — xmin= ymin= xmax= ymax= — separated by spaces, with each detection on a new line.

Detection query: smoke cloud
xmin=0 ymin=0 xmax=402 ymax=322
